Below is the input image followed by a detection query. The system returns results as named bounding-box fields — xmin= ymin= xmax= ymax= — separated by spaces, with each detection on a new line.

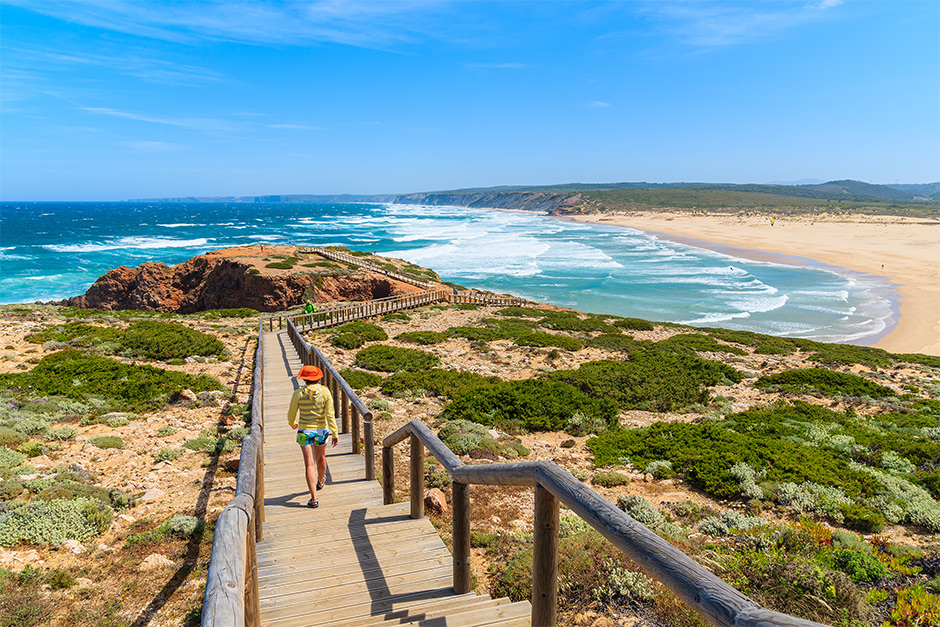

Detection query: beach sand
xmin=570 ymin=212 xmax=940 ymax=356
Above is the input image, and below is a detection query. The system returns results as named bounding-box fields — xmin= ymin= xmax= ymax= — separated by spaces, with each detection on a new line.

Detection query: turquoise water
xmin=0 ymin=201 xmax=896 ymax=344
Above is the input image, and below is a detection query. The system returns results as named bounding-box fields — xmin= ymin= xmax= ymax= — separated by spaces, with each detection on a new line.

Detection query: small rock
xmin=644 ymin=473 xmax=654 ymax=483
xmin=61 ymin=540 xmax=86 ymax=555
xmin=140 ymin=488 xmax=165 ymax=503
xmin=176 ymin=389 xmax=197 ymax=403
xmin=424 ymin=488 xmax=448 ymax=514
xmin=224 ymin=458 xmax=240 ymax=472
xmin=75 ymin=577 xmax=94 ymax=588
xmin=140 ymin=553 xmax=175 ymax=570
xmin=118 ymin=514 xmax=136 ymax=524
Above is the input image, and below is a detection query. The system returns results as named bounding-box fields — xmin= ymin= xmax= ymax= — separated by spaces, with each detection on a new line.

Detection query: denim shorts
xmin=297 ymin=429 xmax=330 ymax=447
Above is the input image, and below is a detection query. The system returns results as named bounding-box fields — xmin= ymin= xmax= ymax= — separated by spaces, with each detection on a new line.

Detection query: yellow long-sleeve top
xmin=287 ymin=383 xmax=338 ymax=436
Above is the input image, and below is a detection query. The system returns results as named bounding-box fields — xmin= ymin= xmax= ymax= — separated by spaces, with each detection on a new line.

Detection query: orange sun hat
xmin=297 ymin=365 xmax=323 ymax=381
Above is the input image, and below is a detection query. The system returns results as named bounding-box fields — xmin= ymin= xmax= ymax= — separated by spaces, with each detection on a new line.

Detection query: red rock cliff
xmin=62 ymin=249 xmax=420 ymax=313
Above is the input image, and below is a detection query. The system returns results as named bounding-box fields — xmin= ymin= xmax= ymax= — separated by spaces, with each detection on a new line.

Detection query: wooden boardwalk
xmin=257 ymin=330 xmax=530 ymax=626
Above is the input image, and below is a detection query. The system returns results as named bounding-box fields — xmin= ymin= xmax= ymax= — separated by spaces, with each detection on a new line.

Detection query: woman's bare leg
xmin=314 ymin=444 xmax=328 ymax=486
xmin=301 ymin=445 xmax=318 ymax=500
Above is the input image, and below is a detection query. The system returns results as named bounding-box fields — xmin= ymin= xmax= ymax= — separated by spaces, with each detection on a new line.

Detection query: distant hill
xmin=133 ymin=180 xmax=939 ymax=208
xmin=887 ymin=182 xmax=940 ymax=200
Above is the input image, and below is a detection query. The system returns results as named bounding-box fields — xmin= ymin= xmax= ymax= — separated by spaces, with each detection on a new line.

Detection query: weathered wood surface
xmin=256 ymin=330 xmax=529 ymax=626
xmin=386 ymin=419 xmax=829 ymax=627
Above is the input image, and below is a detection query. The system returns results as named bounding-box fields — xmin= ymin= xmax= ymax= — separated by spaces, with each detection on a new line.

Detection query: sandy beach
xmin=570 ymin=212 xmax=940 ymax=356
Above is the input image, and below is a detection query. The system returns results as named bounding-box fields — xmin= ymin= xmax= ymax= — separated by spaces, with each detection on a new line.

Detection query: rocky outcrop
xmin=60 ymin=250 xmax=419 ymax=313
xmin=392 ymin=191 xmax=581 ymax=214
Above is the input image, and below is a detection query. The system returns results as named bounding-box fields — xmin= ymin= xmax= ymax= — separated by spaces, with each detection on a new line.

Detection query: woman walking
xmin=287 ymin=365 xmax=338 ymax=508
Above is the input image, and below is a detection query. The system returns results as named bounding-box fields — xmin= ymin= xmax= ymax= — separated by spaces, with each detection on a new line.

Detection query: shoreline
xmin=567 ymin=212 xmax=940 ymax=356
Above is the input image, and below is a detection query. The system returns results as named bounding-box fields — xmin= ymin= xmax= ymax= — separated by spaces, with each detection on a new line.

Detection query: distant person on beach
xmin=287 ymin=365 xmax=338 ymax=508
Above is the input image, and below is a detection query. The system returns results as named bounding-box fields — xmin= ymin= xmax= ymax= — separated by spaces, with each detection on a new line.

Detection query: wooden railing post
xmin=382 ymin=446 xmax=394 ymax=504
xmin=245 ymin=516 xmax=260 ymax=627
xmin=410 ymin=433 xmax=424 ymax=519
xmin=364 ymin=419 xmax=375 ymax=481
xmin=532 ymin=484 xmax=559 ymax=627
xmin=351 ymin=405 xmax=360 ymax=454
xmin=452 ymin=481 xmax=471 ymax=594
xmin=342 ymin=396 xmax=350 ymax=442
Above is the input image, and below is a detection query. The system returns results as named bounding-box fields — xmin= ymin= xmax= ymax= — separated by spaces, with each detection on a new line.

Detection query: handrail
xmin=286 ymin=316 xmax=375 ymax=478
xmin=303 ymin=246 xmax=436 ymax=289
xmin=202 ymin=319 xmax=266 ymax=627
xmin=382 ymin=419 xmax=827 ymax=627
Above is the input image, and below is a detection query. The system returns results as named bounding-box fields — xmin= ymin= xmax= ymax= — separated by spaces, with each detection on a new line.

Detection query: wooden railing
xmin=383 ymin=420 xmax=827 ymax=627
xmin=285 ymin=316 xmax=375 ymax=479
xmin=302 ymin=246 xmax=437 ymax=289
xmin=292 ymin=290 xmax=450 ymax=331
xmin=201 ymin=320 xmax=266 ymax=627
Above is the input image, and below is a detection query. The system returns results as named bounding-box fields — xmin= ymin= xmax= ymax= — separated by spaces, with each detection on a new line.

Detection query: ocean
xmin=0 ymin=201 xmax=896 ymax=345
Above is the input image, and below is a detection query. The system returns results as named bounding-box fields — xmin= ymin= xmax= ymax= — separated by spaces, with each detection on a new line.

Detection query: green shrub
xmin=793 ymin=339 xmax=895 ymax=369
xmin=334 ymin=321 xmax=388 ymax=342
xmin=514 ymin=333 xmax=583 ymax=351
xmin=703 ymin=328 xmax=797 ymax=355
xmin=338 ymin=369 xmax=383 ymax=390
xmin=331 ymin=332 xmax=364 ymax=349
xmin=35 ymin=481 xmax=110 ymax=503
xmin=197 ymin=308 xmax=258 ymax=319
xmin=0 ymin=351 xmax=224 ymax=412
xmin=0 ymin=498 xmax=113 ymax=545
xmin=565 ymin=411 xmax=610 ymax=437
xmin=437 ymin=419 xmax=529 ymax=459
xmin=591 ymin=471 xmax=631 ymax=488
xmin=17 ymin=442 xmax=45 ymax=458
xmin=885 ymin=585 xmax=940 ymax=627
xmin=105 ymin=414 xmax=129 ymax=427
xmin=120 ymin=321 xmax=226 ymax=359
xmin=654 ymin=333 xmax=748 ymax=356
xmin=395 ymin=331 xmax=448 ymax=345
xmin=155 ymin=448 xmax=185 ymax=462
xmin=0 ymin=427 xmax=26 ymax=449
xmin=755 ymin=368 xmax=896 ymax=398
xmin=88 ymin=436 xmax=125 ymax=450
xmin=381 ymin=369 xmax=501 ymax=400
xmin=547 ymin=353 xmax=742 ymax=412
xmin=265 ymin=256 xmax=298 ymax=269
xmin=587 ymin=334 xmax=653 ymax=352
xmin=49 ymin=427 xmax=77 ymax=441
xmin=613 ymin=318 xmax=654 ymax=331
xmin=537 ymin=315 xmax=617 ymax=334
xmin=353 ymin=345 xmax=440 ymax=372
xmin=443 ymin=379 xmax=617 ymax=433
xmin=494 ymin=306 xmax=549 ymax=318
xmin=616 ymin=495 xmax=664 ymax=527
xmin=156 ymin=426 xmax=178 ymax=437
xmin=826 ymin=547 xmax=889 ymax=582
xmin=0 ymin=447 xmax=27 ymax=469
xmin=382 ymin=313 xmax=411 ymax=322
xmin=447 ymin=326 xmax=504 ymax=342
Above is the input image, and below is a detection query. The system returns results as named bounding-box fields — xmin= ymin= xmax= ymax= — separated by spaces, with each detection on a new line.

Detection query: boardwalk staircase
xmin=202 ymin=248 xmax=827 ymax=627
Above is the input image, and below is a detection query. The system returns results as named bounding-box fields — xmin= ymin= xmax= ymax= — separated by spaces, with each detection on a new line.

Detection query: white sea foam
xmin=43 ymin=236 xmax=210 ymax=253
xmin=158 ymin=223 xmax=199 ymax=228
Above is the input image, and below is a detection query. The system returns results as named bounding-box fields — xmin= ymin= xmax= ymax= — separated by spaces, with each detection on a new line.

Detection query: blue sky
xmin=1 ymin=0 xmax=937 ymax=201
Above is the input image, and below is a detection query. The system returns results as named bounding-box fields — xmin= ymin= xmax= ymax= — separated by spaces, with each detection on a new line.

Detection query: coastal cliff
xmin=392 ymin=190 xmax=582 ymax=214
xmin=59 ymin=246 xmax=421 ymax=313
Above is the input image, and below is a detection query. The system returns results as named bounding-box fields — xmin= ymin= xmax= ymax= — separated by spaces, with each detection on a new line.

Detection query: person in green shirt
xmin=304 ymin=299 xmax=316 ymax=314
xmin=287 ymin=365 xmax=338 ymax=508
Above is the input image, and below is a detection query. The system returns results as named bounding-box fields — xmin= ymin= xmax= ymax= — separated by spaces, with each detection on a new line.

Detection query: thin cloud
xmin=5 ymin=0 xmax=456 ymax=49
xmin=79 ymin=106 xmax=239 ymax=132
xmin=640 ymin=0 xmax=847 ymax=49
xmin=588 ymin=101 xmax=611 ymax=108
